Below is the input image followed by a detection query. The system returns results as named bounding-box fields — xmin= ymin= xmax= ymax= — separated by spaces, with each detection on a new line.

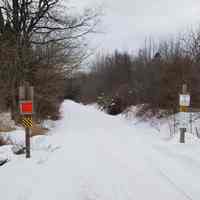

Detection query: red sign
xmin=20 ymin=101 xmax=33 ymax=114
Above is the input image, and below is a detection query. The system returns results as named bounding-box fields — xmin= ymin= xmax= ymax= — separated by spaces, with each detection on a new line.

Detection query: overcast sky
xmin=70 ymin=0 xmax=200 ymax=54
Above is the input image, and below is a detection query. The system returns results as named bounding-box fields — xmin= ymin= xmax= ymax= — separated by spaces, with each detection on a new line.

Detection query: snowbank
xmin=0 ymin=100 xmax=200 ymax=200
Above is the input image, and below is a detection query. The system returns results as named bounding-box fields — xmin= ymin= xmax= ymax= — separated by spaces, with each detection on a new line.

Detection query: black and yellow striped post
xmin=21 ymin=116 xmax=33 ymax=128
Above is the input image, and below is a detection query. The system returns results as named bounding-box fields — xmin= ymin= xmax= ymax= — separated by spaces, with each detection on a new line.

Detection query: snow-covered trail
xmin=1 ymin=101 xmax=200 ymax=200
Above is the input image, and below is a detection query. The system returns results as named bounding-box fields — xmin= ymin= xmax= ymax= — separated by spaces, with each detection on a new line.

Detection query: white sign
xmin=179 ymin=94 xmax=190 ymax=106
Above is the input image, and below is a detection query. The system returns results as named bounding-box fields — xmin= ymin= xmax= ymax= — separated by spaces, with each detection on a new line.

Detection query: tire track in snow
xmin=153 ymin=144 xmax=200 ymax=172
xmin=156 ymin=168 xmax=193 ymax=200
xmin=144 ymin=151 xmax=194 ymax=200
xmin=131 ymin=125 xmax=196 ymax=200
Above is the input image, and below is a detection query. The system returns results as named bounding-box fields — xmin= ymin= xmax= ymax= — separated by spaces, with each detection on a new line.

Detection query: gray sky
xmin=70 ymin=0 xmax=200 ymax=53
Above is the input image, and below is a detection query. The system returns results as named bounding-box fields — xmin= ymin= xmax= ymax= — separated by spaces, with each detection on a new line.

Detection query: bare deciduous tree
xmin=0 ymin=0 xmax=101 ymax=120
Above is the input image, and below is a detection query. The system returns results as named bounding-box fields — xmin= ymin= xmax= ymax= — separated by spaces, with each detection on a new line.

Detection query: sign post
xmin=179 ymin=84 xmax=190 ymax=143
xmin=19 ymin=82 xmax=34 ymax=158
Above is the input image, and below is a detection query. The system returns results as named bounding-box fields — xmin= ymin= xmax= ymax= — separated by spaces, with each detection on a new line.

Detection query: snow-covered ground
xmin=0 ymin=100 xmax=200 ymax=200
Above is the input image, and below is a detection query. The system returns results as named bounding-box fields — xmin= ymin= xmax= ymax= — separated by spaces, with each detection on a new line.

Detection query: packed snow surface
xmin=0 ymin=100 xmax=200 ymax=200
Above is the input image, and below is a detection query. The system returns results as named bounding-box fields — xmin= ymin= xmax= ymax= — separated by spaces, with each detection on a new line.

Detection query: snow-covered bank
xmin=0 ymin=100 xmax=200 ymax=200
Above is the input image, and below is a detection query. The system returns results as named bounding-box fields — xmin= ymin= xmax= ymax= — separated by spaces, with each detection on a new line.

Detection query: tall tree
xmin=0 ymin=0 xmax=100 ymax=119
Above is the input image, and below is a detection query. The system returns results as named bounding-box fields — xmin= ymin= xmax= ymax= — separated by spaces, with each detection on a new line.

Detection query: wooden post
xmin=19 ymin=82 xmax=34 ymax=159
xmin=180 ymin=84 xmax=188 ymax=144
xmin=25 ymin=127 xmax=31 ymax=158
xmin=182 ymin=84 xmax=187 ymax=94
xmin=25 ymin=82 xmax=30 ymax=158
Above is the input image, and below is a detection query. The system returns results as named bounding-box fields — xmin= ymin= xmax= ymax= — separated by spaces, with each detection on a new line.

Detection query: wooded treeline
xmin=0 ymin=0 xmax=99 ymax=121
xmin=1 ymin=1 xmax=200 ymax=119
xmin=68 ymin=30 xmax=200 ymax=116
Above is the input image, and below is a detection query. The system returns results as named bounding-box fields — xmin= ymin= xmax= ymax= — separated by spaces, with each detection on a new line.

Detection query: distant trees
xmin=77 ymin=30 xmax=200 ymax=116
xmin=0 ymin=0 xmax=100 ymax=120
xmin=79 ymin=51 xmax=136 ymax=114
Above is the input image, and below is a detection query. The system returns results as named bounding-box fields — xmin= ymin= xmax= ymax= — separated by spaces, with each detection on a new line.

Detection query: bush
xmin=97 ymin=93 xmax=112 ymax=111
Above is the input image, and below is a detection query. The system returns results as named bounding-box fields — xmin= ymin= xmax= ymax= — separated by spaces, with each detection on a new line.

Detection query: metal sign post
xmin=19 ymin=82 xmax=34 ymax=158
xmin=179 ymin=84 xmax=190 ymax=143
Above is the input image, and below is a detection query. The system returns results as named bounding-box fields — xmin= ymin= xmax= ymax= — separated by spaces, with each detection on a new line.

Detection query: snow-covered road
xmin=0 ymin=101 xmax=200 ymax=200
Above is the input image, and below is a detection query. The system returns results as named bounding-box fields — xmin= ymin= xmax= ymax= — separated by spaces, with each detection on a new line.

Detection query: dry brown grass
xmin=0 ymin=121 xmax=48 ymax=146
xmin=0 ymin=127 xmax=16 ymax=133
xmin=31 ymin=122 xmax=49 ymax=137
